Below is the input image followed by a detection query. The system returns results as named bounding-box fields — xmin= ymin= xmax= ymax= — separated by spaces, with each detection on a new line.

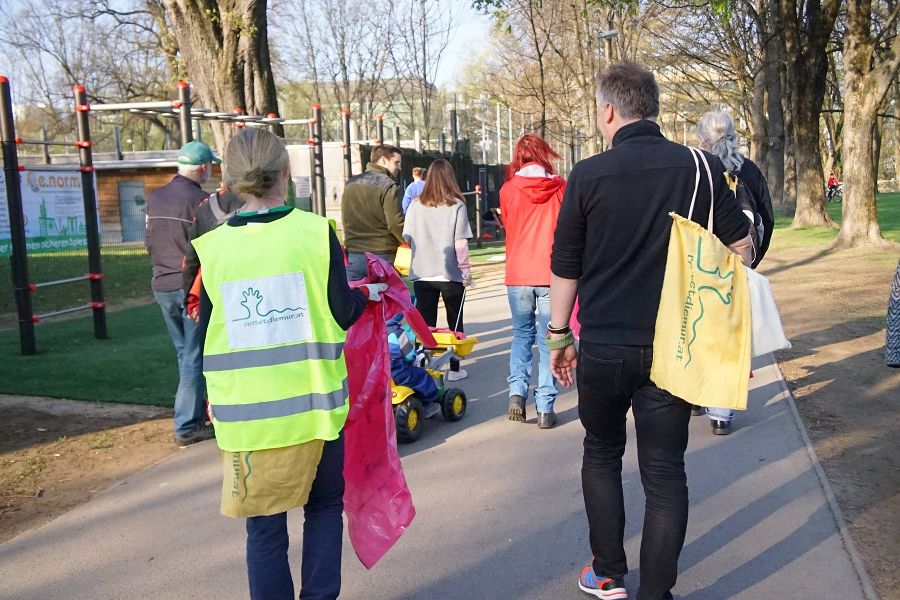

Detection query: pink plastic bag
xmin=570 ymin=298 xmax=581 ymax=340
xmin=343 ymin=254 xmax=430 ymax=569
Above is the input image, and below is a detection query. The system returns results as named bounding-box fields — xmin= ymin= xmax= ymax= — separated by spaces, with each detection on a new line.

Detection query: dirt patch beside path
xmin=0 ymin=396 xmax=177 ymax=544
xmin=763 ymin=245 xmax=900 ymax=600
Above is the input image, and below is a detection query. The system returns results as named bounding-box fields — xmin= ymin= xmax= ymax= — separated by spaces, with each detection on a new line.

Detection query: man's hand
xmin=550 ymin=340 xmax=578 ymax=387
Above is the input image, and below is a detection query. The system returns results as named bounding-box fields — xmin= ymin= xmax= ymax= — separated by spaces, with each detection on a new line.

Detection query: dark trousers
xmin=414 ymin=280 xmax=465 ymax=371
xmin=245 ymin=435 xmax=345 ymax=600
xmin=577 ymin=343 xmax=691 ymax=600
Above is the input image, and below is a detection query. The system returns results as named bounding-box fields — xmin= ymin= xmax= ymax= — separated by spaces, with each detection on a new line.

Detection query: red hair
xmin=507 ymin=134 xmax=560 ymax=179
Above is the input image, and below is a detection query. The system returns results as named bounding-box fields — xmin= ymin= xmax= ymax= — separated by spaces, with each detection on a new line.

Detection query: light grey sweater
xmin=402 ymin=198 xmax=473 ymax=281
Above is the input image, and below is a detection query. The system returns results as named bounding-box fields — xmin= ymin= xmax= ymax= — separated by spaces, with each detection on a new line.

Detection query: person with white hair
xmin=145 ymin=140 xmax=220 ymax=446
xmin=695 ymin=110 xmax=775 ymax=435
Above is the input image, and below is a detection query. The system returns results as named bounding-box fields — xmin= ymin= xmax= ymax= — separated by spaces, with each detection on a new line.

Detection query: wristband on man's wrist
xmin=547 ymin=322 xmax=571 ymax=335
xmin=546 ymin=331 xmax=575 ymax=350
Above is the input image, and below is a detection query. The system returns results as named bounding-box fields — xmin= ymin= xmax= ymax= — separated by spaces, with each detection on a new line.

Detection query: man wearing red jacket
xmin=499 ymin=135 xmax=567 ymax=429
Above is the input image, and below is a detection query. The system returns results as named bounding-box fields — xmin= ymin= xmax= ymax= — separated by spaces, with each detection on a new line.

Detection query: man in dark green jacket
xmin=341 ymin=144 xmax=404 ymax=279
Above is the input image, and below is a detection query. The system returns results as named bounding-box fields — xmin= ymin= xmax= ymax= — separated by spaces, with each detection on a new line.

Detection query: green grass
xmin=469 ymin=241 xmax=507 ymax=264
xmin=0 ymin=245 xmax=152 ymax=319
xmin=0 ymin=303 xmax=176 ymax=406
xmin=771 ymin=192 xmax=900 ymax=248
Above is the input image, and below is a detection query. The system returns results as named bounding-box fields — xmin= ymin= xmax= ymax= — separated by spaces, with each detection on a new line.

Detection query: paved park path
xmin=0 ymin=268 xmax=877 ymax=599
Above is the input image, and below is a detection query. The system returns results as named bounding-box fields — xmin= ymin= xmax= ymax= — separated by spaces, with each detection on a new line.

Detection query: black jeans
xmin=414 ymin=280 xmax=465 ymax=371
xmin=577 ymin=343 xmax=691 ymax=600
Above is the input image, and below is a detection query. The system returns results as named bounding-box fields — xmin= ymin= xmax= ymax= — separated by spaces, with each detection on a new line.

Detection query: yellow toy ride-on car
xmin=391 ymin=330 xmax=477 ymax=443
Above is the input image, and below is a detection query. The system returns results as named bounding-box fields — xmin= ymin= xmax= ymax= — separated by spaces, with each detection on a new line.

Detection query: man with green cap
xmin=146 ymin=140 xmax=221 ymax=446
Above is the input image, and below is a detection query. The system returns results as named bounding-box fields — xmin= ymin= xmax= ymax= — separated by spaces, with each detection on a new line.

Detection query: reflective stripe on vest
xmin=211 ymin=379 xmax=349 ymax=422
xmin=203 ymin=341 xmax=345 ymax=372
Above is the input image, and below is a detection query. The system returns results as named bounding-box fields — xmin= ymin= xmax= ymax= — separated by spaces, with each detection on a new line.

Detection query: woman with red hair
xmin=500 ymin=134 xmax=566 ymax=429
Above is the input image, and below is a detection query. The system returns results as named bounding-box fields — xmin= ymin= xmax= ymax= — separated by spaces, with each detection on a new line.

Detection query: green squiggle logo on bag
xmin=679 ymin=237 xmax=733 ymax=368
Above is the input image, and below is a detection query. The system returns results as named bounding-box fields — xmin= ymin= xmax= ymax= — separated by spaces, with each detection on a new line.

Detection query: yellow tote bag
xmin=394 ymin=245 xmax=412 ymax=276
xmin=651 ymin=148 xmax=751 ymax=410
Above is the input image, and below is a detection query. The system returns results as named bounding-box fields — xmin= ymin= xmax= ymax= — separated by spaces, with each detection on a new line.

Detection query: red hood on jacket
xmin=503 ymin=173 xmax=566 ymax=204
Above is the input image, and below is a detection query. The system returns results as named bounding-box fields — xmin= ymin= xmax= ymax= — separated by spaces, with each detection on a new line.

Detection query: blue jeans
xmin=346 ymin=251 xmax=395 ymax=281
xmin=507 ymin=286 xmax=557 ymax=412
xmin=246 ymin=435 xmax=345 ymax=600
xmin=153 ymin=289 xmax=206 ymax=436
xmin=706 ymin=407 xmax=734 ymax=421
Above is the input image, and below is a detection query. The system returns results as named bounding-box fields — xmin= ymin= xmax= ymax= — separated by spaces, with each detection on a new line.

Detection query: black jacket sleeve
xmin=327 ymin=227 xmax=368 ymax=330
xmin=182 ymin=217 xmax=202 ymax=296
xmin=551 ymin=164 xmax=587 ymax=279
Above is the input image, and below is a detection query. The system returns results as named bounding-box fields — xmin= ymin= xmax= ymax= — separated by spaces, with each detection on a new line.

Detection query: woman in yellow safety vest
xmin=193 ymin=127 xmax=387 ymax=600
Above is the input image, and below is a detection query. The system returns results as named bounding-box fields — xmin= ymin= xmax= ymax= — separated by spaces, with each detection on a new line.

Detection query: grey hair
xmin=223 ymin=128 xmax=289 ymax=197
xmin=177 ymin=164 xmax=206 ymax=178
xmin=696 ymin=111 xmax=744 ymax=173
xmin=596 ymin=61 xmax=660 ymax=120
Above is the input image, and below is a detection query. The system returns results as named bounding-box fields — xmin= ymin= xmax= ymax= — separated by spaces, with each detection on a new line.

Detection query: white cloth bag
xmin=745 ymin=267 xmax=791 ymax=357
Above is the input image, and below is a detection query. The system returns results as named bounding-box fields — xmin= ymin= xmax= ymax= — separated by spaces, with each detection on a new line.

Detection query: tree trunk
xmin=764 ymin=68 xmax=784 ymax=208
xmin=782 ymin=74 xmax=796 ymax=215
xmin=791 ymin=108 xmax=833 ymax=226
xmin=833 ymin=0 xmax=896 ymax=248
xmin=781 ymin=0 xmax=838 ymax=227
xmin=764 ymin=0 xmax=786 ymax=209
xmin=750 ymin=64 xmax=768 ymax=167
xmin=892 ymin=80 xmax=900 ymax=191
xmin=895 ymin=105 xmax=900 ymax=192
xmin=873 ymin=116 xmax=884 ymax=194
xmin=162 ymin=0 xmax=282 ymax=151
xmin=836 ymin=91 xmax=885 ymax=247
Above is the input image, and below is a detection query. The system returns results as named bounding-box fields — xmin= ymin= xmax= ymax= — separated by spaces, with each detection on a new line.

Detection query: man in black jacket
xmin=548 ymin=62 xmax=753 ymax=600
xmin=340 ymin=144 xmax=404 ymax=280
xmin=145 ymin=140 xmax=220 ymax=446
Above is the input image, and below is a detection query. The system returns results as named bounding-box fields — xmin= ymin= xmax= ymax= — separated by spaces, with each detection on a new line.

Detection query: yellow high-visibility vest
xmin=193 ymin=208 xmax=348 ymax=452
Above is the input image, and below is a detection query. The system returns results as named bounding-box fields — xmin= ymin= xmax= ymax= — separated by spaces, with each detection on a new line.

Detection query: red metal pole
xmin=73 ymin=84 xmax=108 ymax=339
xmin=307 ymin=118 xmax=318 ymax=214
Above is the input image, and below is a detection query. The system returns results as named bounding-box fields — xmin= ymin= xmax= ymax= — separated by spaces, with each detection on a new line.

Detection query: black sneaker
xmin=174 ymin=424 xmax=216 ymax=447
xmin=690 ymin=404 xmax=704 ymax=416
xmin=711 ymin=419 xmax=732 ymax=435
xmin=508 ymin=394 xmax=526 ymax=422
xmin=578 ymin=565 xmax=627 ymax=599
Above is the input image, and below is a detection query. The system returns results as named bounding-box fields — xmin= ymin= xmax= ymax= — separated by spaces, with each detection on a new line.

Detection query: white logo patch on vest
xmin=221 ymin=272 xmax=312 ymax=349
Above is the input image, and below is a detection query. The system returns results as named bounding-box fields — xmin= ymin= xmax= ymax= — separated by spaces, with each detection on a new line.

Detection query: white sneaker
xmin=446 ymin=369 xmax=468 ymax=382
